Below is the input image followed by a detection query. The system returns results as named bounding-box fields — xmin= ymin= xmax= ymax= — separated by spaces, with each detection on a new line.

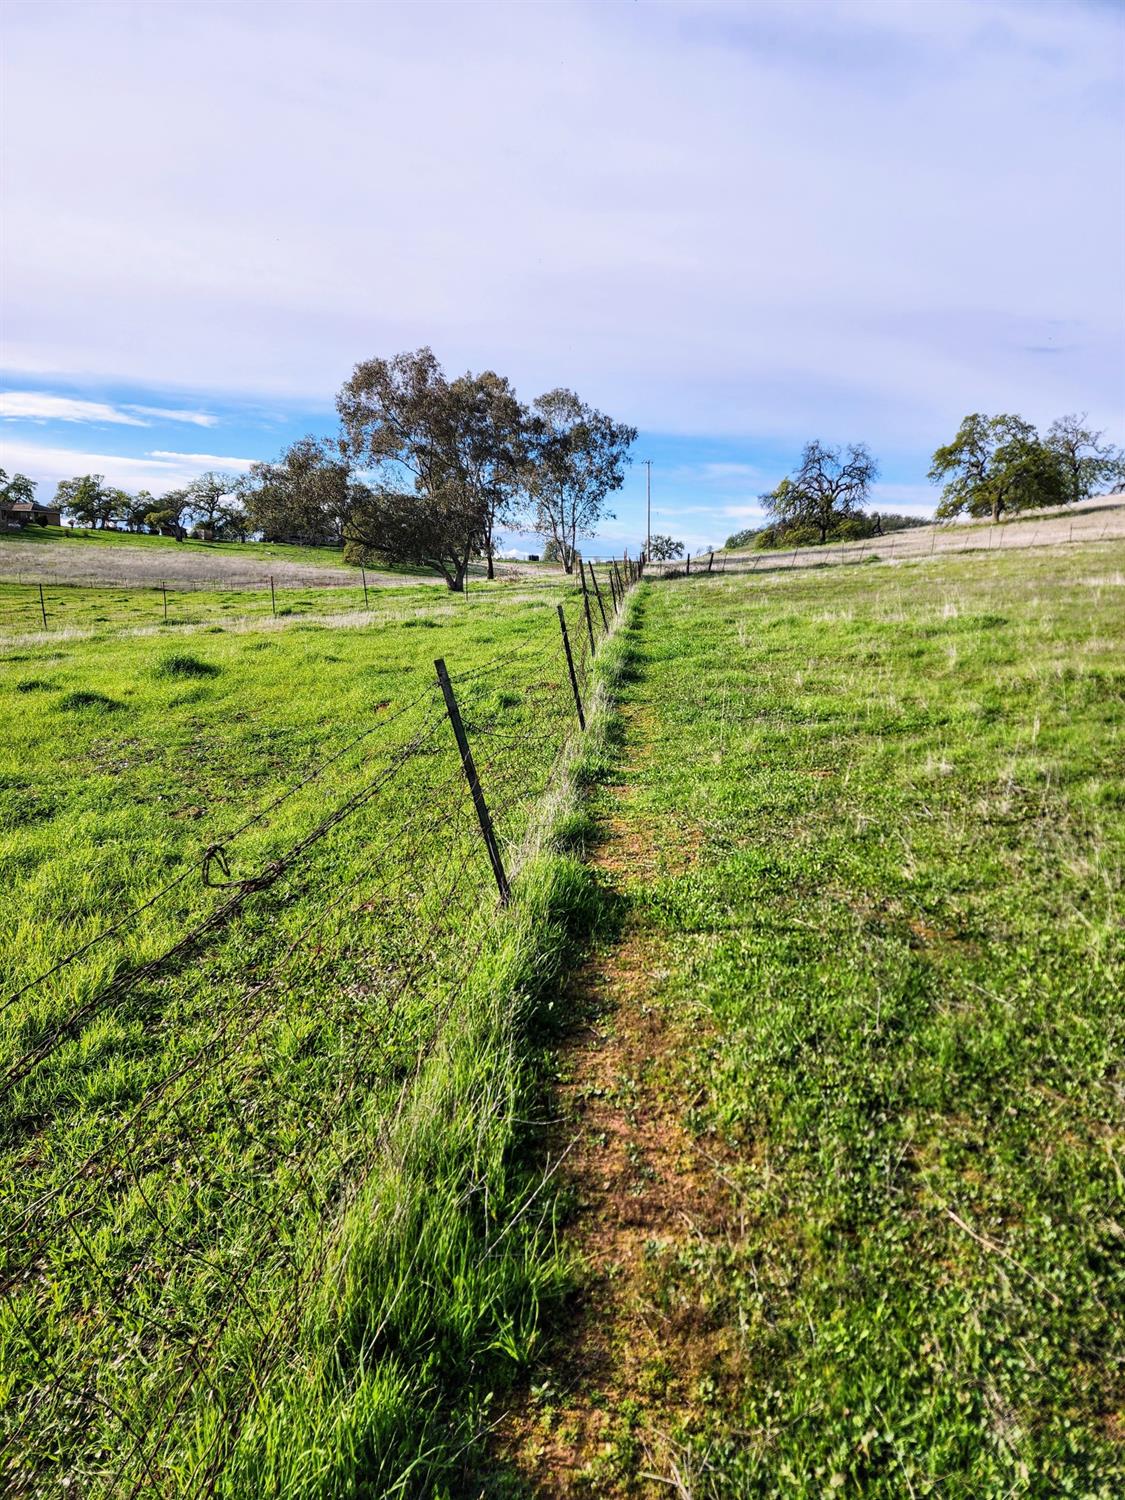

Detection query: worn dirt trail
xmin=494 ymin=708 xmax=744 ymax=1496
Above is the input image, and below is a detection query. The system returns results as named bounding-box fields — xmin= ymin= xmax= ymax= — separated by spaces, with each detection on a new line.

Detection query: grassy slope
xmin=0 ymin=576 xmax=623 ymax=1493
xmin=592 ymin=546 xmax=1123 ymax=1494
xmin=1 ymin=525 xmax=361 ymax=569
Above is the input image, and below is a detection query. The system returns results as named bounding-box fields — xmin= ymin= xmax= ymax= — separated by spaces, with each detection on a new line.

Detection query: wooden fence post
xmin=269 ymin=575 xmax=277 ymax=617
xmin=38 ymin=584 xmax=48 ymax=630
xmin=361 ymin=565 xmax=369 ymax=609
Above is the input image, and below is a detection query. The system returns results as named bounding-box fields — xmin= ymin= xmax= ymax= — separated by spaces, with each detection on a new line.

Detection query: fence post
xmin=38 ymin=584 xmax=48 ymax=630
xmin=434 ymin=658 xmax=511 ymax=906
xmin=161 ymin=581 xmax=168 ymax=622
xmin=361 ymin=565 xmax=369 ymax=609
xmin=708 ymin=550 xmax=714 ymax=573
xmin=607 ymin=564 xmax=619 ymax=611
xmin=557 ymin=604 xmax=586 ymax=731
xmin=578 ymin=555 xmax=596 ymax=653
xmin=270 ymin=575 xmax=277 ymax=617
xmin=588 ymin=562 xmax=608 ymax=630
xmin=686 ymin=553 xmax=691 ymax=574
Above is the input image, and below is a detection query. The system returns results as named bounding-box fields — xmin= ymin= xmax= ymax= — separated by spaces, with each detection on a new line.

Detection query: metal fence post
xmin=708 ymin=550 xmax=714 ymax=573
xmin=557 ymin=604 xmax=586 ymax=731
xmin=578 ymin=555 xmax=596 ymax=653
xmin=434 ymin=657 xmax=511 ymax=905
xmin=38 ymin=584 xmax=48 ymax=630
xmin=588 ymin=562 xmax=609 ymax=630
xmin=361 ymin=565 xmax=369 ymax=609
xmin=270 ymin=575 xmax=277 ymax=617
xmin=686 ymin=552 xmax=691 ymax=574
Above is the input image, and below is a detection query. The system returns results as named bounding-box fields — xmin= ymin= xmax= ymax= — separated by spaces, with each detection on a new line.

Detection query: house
xmin=1 ymin=499 xmax=62 ymax=529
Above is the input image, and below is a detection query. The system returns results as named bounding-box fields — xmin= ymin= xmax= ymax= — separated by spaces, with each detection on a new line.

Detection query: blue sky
xmin=2 ymin=0 xmax=1123 ymax=554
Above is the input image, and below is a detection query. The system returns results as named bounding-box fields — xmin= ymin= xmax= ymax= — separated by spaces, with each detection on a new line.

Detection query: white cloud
xmin=125 ymin=405 xmax=218 ymax=427
xmin=0 ymin=390 xmax=219 ymax=428
xmin=0 ymin=391 xmax=147 ymax=425
xmin=0 ymin=0 xmax=1121 ymax=454
xmin=0 ymin=439 xmax=254 ymax=493
xmin=147 ymin=450 xmax=256 ymax=471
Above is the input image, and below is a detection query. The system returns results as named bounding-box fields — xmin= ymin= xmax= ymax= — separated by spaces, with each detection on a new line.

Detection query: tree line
xmin=724 ymin=414 xmax=1123 ymax=551
xmin=18 ymin=350 xmax=636 ymax=591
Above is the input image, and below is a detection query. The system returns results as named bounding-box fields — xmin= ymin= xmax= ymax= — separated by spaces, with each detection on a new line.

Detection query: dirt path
xmin=493 ymin=712 xmax=744 ymax=1495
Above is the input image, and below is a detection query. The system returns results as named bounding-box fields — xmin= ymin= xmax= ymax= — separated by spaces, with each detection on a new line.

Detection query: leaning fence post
xmin=578 ymin=555 xmax=596 ymax=654
xmin=434 ymin=657 xmax=511 ymax=905
xmin=361 ymin=565 xmax=369 ymax=609
xmin=588 ymin=562 xmax=609 ymax=630
xmin=607 ymin=564 xmax=619 ymax=612
xmin=708 ymin=550 xmax=714 ymax=573
xmin=269 ymin=575 xmax=277 ymax=617
xmin=38 ymin=583 xmax=48 ymax=630
xmin=557 ymin=604 xmax=586 ymax=732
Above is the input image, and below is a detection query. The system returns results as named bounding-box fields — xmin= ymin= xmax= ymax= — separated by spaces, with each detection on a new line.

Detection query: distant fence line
xmin=0 ymin=556 xmax=637 ymax=640
xmin=645 ymin=506 xmax=1123 ymax=581
xmin=0 ymin=552 xmax=641 ymax=1497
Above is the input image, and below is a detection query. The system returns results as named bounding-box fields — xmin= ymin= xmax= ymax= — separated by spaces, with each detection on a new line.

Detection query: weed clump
xmin=57 ymin=690 xmax=120 ymax=713
xmin=155 ymin=653 xmax=220 ymax=680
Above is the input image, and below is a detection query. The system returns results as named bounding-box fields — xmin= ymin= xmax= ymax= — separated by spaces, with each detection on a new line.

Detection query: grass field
xmin=1 ymin=525 xmax=363 ymax=569
xmin=501 ymin=540 xmax=1124 ymax=1495
xmin=3 ymin=537 xmax=1121 ymax=1496
xmin=0 ymin=567 xmax=634 ymax=1496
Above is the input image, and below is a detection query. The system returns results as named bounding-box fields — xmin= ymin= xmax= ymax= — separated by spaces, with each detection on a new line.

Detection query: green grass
xmin=0 ymin=572 xmax=623 ymax=1495
xmin=1 ymin=525 xmax=364 ymax=570
xmin=581 ymin=543 xmax=1124 ymax=1494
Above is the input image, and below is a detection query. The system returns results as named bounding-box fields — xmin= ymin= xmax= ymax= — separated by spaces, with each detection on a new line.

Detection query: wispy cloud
xmin=0 ymin=392 xmax=147 ymax=426
xmin=147 ymin=450 xmax=256 ymax=471
xmin=0 ymin=390 xmax=219 ymax=428
xmin=126 ymin=405 xmax=218 ymax=427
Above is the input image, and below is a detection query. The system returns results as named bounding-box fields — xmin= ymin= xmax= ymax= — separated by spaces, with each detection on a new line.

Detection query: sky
xmin=2 ymin=0 xmax=1123 ymax=554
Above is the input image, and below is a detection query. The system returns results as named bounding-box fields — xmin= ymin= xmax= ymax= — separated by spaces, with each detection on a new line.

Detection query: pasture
xmin=3 ymin=534 xmax=1122 ymax=1497
xmin=0 ymin=563 xmax=631 ymax=1496
xmin=500 ymin=538 xmax=1125 ymax=1495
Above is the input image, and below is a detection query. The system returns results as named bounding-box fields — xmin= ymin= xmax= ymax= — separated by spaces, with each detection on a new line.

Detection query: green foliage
xmin=646 ymin=533 xmax=684 ymax=561
xmin=930 ymin=413 xmax=1068 ymax=522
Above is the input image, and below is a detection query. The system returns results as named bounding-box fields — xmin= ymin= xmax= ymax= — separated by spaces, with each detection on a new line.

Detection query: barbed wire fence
xmin=0 ymin=559 xmax=614 ymax=641
xmin=643 ymin=505 xmax=1123 ymax=584
xmin=0 ymin=554 xmax=641 ymax=1497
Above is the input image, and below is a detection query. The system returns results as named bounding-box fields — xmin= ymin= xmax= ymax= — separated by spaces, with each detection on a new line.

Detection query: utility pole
xmin=643 ymin=459 xmax=652 ymax=563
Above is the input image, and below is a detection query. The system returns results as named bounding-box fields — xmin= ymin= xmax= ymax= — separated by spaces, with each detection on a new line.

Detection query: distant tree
xmin=524 ymin=389 xmax=636 ymax=574
xmin=764 ymin=442 xmax=879 ymax=545
xmin=461 ymin=369 xmax=525 ymax=579
xmin=647 ymin=533 xmax=684 ymax=561
xmin=145 ymin=488 xmax=192 ymax=540
xmin=241 ymin=436 xmax=351 ymax=545
xmin=541 ymin=537 xmax=575 ymax=567
xmin=930 ymin=414 xmax=1066 ymax=523
xmin=0 ymin=469 xmax=38 ymax=506
xmin=55 ymin=474 xmax=115 ymax=529
xmin=214 ymin=498 xmax=251 ymax=542
xmin=186 ymin=471 xmax=240 ymax=536
xmin=119 ymin=489 xmax=157 ymax=532
xmin=337 ymin=347 xmax=520 ymax=591
xmin=1046 ymin=414 xmax=1125 ymax=505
